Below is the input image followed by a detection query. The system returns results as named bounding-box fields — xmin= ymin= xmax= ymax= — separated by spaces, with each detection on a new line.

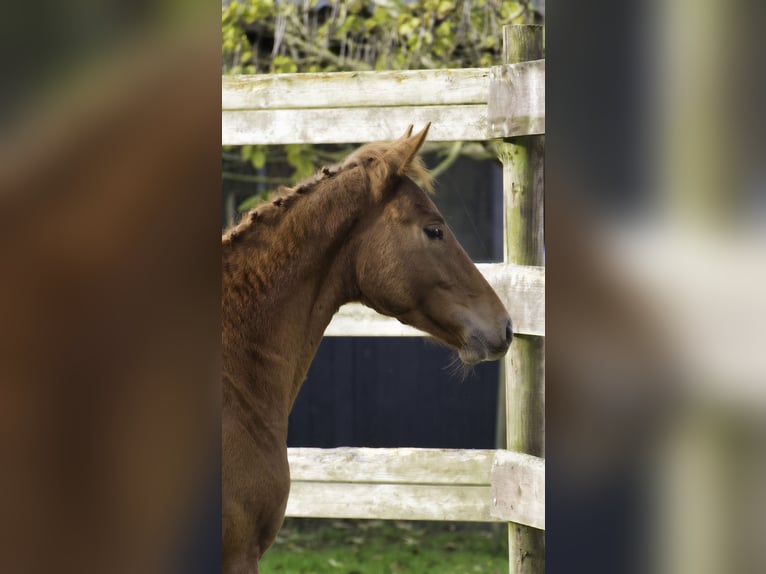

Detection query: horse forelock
xmin=221 ymin=138 xmax=432 ymax=246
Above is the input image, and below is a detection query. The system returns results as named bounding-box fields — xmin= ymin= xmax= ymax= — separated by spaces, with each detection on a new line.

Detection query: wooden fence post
xmin=499 ymin=24 xmax=545 ymax=574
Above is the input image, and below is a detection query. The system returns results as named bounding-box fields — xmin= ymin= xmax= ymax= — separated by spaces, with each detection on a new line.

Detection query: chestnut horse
xmin=221 ymin=124 xmax=513 ymax=573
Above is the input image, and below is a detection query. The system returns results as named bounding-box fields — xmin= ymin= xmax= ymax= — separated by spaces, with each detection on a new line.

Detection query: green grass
xmin=260 ymin=518 xmax=509 ymax=574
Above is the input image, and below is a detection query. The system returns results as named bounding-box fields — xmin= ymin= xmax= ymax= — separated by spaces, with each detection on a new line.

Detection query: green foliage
xmin=222 ymin=1 xmax=542 ymax=212
xmin=284 ymin=144 xmax=317 ymax=182
xmin=240 ymin=144 xmax=266 ymax=169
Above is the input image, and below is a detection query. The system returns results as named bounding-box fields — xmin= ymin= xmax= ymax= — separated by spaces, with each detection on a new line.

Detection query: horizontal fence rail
xmin=221 ymin=61 xmax=544 ymax=144
xmin=223 ymin=68 xmax=491 ymax=109
xmin=326 ymin=264 xmax=545 ymax=337
xmin=223 ymin=105 xmax=487 ymax=145
xmin=286 ymin=447 xmax=544 ymax=530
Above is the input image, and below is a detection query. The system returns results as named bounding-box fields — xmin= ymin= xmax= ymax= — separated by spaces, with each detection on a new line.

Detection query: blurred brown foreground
xmin=0 ymin=9 xmax=220 ymax=574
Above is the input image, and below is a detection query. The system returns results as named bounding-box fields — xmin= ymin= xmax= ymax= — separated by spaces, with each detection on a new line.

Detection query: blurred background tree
xmin=221 ymin=0 xmax=543 ymax=219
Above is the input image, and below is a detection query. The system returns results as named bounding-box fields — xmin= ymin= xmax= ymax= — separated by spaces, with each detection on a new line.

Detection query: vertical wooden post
xmin=500 ymin=24 xmax=545 ymax=574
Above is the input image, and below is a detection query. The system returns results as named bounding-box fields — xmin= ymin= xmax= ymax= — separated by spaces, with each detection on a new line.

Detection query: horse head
xmin=351 ymin=124 xmax=513 ymax=364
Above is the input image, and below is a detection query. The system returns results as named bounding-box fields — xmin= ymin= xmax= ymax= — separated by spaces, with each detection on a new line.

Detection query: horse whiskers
xmin=422 ymin=337 xmax=475 ymax=381
xmin=444 ymin=353 xmax=475 ymax=382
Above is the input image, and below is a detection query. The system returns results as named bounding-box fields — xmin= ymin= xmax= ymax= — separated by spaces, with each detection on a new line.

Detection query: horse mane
xmin=222 ymin=133 xmax=433 ymax=247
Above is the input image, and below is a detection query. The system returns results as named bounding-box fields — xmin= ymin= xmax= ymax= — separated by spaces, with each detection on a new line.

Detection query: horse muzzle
xmin=458 ymin=318 xmax=513 ymax=364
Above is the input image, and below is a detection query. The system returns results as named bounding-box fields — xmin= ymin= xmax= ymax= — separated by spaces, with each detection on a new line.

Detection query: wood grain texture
xmin=488 ymin=60 xmax=545 ymax=138
xmin=221 ymin=62 xmax=544 ymax=144
xmin=223 ymin=69 xmax=490 ymax=110
xmin=288 ymin=447 xmax=495 ymax=485
xmin=490 ymin=448 xmax=545 ymax=529
xmin=285 ymin=447 xmax=545 ymax=528
xmin=222 ymin=105 xmax=487 ymax=144
xmin=286 ymin=482 xmax=495 ymax=522
xmin=504 ymin=24 xmax=545 ymax=64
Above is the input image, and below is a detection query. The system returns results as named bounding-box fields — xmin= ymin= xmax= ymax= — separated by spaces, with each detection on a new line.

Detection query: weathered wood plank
xmin=286 ymin=482 xmax=495 ymax=522
xmin=490 ymin=450 xmax=545 ymax=530
xmin=221 ymin=62 xmax=543 ymax=144
xmin=223 ymin=69 xmax=491 ymax=110
xmin=488 ymin=263 xmax=545 ymax=337
xmin=488 ymin=60 xmax=545 ymax=138
xmin=285 ymin=447 xmax=545 ymax=528
xmin=222 ymin=105 xmax=487 ymax=145
xmin=326 ymin=263 xmax=544 ymax=337
xmin=288 ymin=447 xmax=495 ymax=485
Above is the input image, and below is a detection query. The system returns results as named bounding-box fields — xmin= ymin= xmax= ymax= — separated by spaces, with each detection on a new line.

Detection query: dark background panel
xmin=288 ymin=337 xmax=502 ymax=449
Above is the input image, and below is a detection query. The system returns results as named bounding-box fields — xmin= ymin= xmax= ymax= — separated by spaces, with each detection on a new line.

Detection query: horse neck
xmin=222 ymin=175 xmax=369 ymax=417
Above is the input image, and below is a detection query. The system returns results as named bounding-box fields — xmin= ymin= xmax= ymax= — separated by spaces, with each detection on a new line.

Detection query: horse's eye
xmin=423 ymin=226 xmax=444 ymax=240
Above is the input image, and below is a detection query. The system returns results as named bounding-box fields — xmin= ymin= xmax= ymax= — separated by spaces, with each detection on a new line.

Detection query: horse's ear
xmin=397 ymin=122 xmax=430 ymax=174
xmin=409 ymin=122 xmax=430 ymax=151
xmin=368 ymin=123 xmax=432 ymax=200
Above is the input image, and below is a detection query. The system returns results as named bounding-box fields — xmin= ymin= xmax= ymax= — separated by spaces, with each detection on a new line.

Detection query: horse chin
xmin=457 ymin=346 xmax=486 ymax=366
xmin=458 ymin=334 xmax=509 ymax=365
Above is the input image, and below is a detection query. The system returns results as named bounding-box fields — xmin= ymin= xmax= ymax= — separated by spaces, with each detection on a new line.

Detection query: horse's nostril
xmin=505 ymin=320 xmax=513 ymax=345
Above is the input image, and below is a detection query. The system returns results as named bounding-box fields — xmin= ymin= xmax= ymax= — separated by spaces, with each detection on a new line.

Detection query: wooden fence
xmin=222 ymin=25 xmax=545 ymax=573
